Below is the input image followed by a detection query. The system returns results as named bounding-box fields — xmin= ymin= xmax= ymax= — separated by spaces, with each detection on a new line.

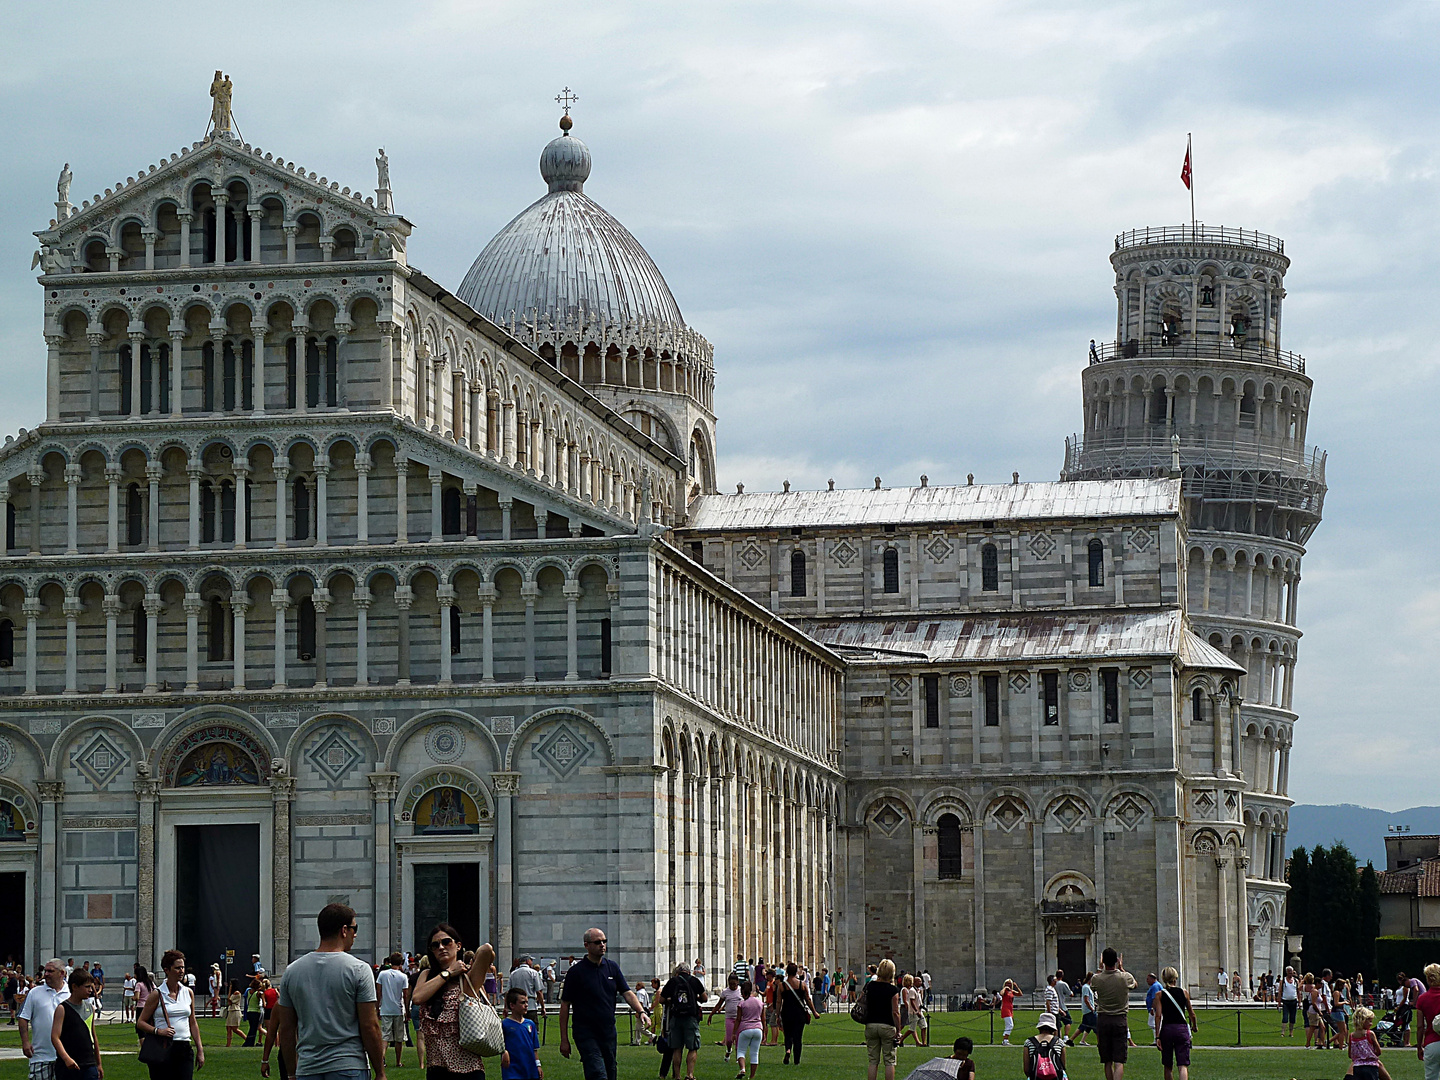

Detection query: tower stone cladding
xmin=1062 ymin=225 xmax=1326 ymax=979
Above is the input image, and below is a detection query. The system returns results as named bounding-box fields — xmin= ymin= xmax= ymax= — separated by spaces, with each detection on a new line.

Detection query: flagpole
xmin=1188 ymin=132 xmax=1195 ymax=232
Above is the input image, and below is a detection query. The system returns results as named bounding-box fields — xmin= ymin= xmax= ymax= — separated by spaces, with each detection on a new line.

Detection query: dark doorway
xmin=0 ymin=872 xmax=25 ymax=965
xmin=1057 ymin=937 xmax=1086 ymax=983
xmin=176 ymin=825 xmax=260 ymax=974
xmin=412 ymin=863 xmax=480 ymax=957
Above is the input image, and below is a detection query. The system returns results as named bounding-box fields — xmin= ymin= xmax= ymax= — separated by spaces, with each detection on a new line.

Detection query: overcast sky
xmin=0 ymin=2 xmax=1433 ymax=810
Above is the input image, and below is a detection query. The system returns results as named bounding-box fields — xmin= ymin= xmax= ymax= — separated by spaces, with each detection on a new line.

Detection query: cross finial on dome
xmin=555 ymin=86 xmax=578 ymax=133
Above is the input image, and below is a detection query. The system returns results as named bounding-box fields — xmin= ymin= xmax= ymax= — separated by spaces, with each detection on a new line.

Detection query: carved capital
xmin=103 ymin=595 xmax=124 ymax=618
xmin=368 ymin=771 xmax=400 ymax=800
xmin=491 ymin=772 xmax=522 ymax=796
xmin=134 ymin=778 xmax=160 ymax=800
xmin=182 ymin=592 xmax=203 ymax=617
xmin=38 ymin=780 xmax=65 ymax=803
xmin=394 ymin=585 xmax=413 ymax=611
xmin=63 ymin=465 xmax=81 ymax=485
xmin=270 ymin=775 xmax=297 ymax=801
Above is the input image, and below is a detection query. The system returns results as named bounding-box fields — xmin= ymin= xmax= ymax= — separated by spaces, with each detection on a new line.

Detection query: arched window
xmin=1150 ymin=386 xmax=1167 ymax=425
xmin=131 ymin=605 xmax=147 ymax=664
xmin=442 ymin=488 xmax=462 ymax=537
xmin=938 ymin=813 xmax=964 ymax=880
xmin=201 ymin=481 xmax=216 ymax=543
xmin=202 ymin=340 xmax=216 ymax=411
xmin=219 ymin=481 xmax=236 ymax=543
xmin=1192 ymin=687 xmax=1205 ymax=724
xmin=126 ymin=483 xmax=144 ymax=546
xmin=206 ymin=598 xmax=225 ymax=661
xmin=1088 ymin=539 xmax=1105 ymax=587
xmin=883 ymin=548 xmax=900 ymax=594
xmin=790 ymin=549 xmax=806 ymax=597
xmin=981 ymin=544 xmax=999 ymax=591
xmin=0 ymin=619 xmax=14 ymax=667
xmin=158 ymin=343 xmax=172 ymax=414
xmin=286 ymin=337 xmax=299 ymax=409
xmin=139 ymin=343 xmax=153 ymax=415
xmin=222 ymin=341 xmax=237 ymax=412
xmin=240 ymin=340 xmax=254 ymax=412
xmin=305 ymin=339 xmax=321 ymax=409
xmin=298 ymin=596 xmax=316 ymax=660
xmin=119 ymin=343 xmax=134 ymax=415
xmin=293 ymin=477 xmax=310 ymax=540
xmin=324 ymin=338 xmax=338 ymax=407
xmin=449 ymin=605 xmax=461 ymax=655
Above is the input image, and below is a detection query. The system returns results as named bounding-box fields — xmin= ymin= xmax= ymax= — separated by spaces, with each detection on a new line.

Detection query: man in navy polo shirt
xmin=558 ymin=928 xmax=649 ymax=1080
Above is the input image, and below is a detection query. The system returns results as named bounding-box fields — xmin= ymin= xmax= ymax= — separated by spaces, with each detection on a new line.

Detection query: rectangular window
xmin=983 ymin=674 xmax=1000 ymax=726
xmin=1103 ymin=669 xmax=1120 ymax=723
xmin=689 ymin=541 xmax=704 ymax=566
xmin=1043 ymin=672 xmax=1059 ymax=725
xmin=924 ymin=676 xmax=939 ymax=728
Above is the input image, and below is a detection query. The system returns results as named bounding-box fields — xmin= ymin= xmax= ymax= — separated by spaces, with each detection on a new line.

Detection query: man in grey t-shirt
xmin=275 ymin=903 xmax=386 ymax=1080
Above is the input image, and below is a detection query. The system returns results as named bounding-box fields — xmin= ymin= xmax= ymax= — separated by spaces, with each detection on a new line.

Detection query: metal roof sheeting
xmin=799 ymin=609 xmax=1241 ymax=670
xmin=685 ymin=479 xmax=1181 ymax=531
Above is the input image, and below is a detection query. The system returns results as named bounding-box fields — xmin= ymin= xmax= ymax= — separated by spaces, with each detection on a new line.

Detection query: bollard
xmin=1236 ymin=1009 xmax=1241 ymax=1047
xmin=990 ymin=1010 xmax=995 ymax=1044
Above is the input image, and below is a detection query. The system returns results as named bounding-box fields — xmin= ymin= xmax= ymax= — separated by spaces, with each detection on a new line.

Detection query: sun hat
xmin=1036 ymin=1013 xmax=1057 ymax=1031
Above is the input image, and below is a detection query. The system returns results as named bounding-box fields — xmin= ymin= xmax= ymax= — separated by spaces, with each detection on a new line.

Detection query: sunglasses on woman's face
xmin=431 ymin=937 xmax=456 ymax=949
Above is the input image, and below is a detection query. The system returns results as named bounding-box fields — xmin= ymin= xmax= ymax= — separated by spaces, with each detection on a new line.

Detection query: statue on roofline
xmin=57 ymin=163 xmax=71 ymax=207
xmin=210 ymin=71 xmax=233 ymax=135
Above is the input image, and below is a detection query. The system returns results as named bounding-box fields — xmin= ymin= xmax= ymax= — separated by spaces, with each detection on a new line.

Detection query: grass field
xmin=0 ymin=1012 xmax=1426 ymax=1080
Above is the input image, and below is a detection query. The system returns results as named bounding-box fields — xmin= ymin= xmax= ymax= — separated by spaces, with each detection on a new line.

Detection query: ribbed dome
xmin=457 ymin=126 xmax=685 ymax=331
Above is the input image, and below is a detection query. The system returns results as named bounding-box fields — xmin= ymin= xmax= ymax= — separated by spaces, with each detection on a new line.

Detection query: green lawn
xmin=0 ymin=1013 xmax=1427 ymax=1080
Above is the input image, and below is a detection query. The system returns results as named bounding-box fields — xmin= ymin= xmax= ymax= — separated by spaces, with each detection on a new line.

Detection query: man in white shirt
xmin=18 ymin=958 xmax=70 ymax=1080
xmin=510 ymin=957 xmax=546 ymax=1022
xmin=376 ymin=953 xmax=410 ymax=1068
xmin=1217 ymin=968 xmax=1228 ymax=1001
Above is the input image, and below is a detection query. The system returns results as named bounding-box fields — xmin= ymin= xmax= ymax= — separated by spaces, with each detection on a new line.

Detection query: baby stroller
xmin=1375 ymin=1008 xmax=1408 ymax=1048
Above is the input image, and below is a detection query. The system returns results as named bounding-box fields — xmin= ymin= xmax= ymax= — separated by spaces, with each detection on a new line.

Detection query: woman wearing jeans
xmin=733 ymin=981 xmax=763 ymax=1080
xmin=862 ymin=959 xmax=903 ymax=1080
xmin=136 ymin=950 xmax=205 ymax=1080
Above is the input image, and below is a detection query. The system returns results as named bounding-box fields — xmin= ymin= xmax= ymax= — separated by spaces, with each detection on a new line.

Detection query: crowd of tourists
xmin=18 ymin=933 xmax=1440 ymax=1080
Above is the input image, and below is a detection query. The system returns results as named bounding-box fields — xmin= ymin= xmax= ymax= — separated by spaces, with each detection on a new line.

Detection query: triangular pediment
xmin=35 ymin=134 xmax=404 ymax=273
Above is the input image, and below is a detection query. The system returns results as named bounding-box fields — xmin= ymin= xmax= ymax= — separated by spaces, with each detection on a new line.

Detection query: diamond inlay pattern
xmin=72 ymin=731 xmax=129 ymax=790
xmin=532 ymin=722 xmax=596 ymax=780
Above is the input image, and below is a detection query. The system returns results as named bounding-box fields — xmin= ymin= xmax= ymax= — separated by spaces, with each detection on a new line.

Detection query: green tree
xmin=1359 ymin=861 xmax=1381 ymax=976
xmin=1288 ymin=846 xmax=1310 ymax=940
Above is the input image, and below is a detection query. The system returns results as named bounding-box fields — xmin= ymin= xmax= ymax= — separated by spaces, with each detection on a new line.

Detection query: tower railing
xmin=1063 ymin=431 xmax=1326 ymax=483
xmin=1088 ymin=339 xmax=1306 ymax=375
xmin=1114 ymin=225 xmax=1285 ymax=254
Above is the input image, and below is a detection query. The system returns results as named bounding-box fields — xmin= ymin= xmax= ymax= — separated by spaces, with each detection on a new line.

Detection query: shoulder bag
xmin=456 ymin=971 xmax=507 ymax=1058
xmin=138 ymin=987 xmax=175 ymax=1066
xmin=1159 ymin=987 xmax=1194 ymax=1031
xmin=784 ymin=979 xmax=811 ymax=1025
xmin=850 ymin=981 xmax=869 ymax=1024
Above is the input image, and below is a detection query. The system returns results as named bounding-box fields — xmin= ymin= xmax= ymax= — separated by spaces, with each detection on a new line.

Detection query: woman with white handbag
xmin=412 ymin=923 xmax=507 ymax=1080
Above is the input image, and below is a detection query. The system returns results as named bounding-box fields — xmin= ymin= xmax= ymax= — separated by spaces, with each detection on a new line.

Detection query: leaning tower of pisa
xmin=1062 ymin=224 xmax=1326 ymax=980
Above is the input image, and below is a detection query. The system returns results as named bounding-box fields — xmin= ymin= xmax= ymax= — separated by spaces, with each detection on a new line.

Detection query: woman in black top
xmin=1150 ymin=966 xmax=1197 ymax=1080
xmin=862 ymin=960 xmax=903 ymax=1080
xmin=53 ymin=969 xmax=101 ymax=1080
xmin=778 ymin=963 xmax=818 ymax=1065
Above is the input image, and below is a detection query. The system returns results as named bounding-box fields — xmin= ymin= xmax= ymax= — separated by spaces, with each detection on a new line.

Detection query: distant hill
xmin=1286 ymin=804 xmax=1440 ymax=866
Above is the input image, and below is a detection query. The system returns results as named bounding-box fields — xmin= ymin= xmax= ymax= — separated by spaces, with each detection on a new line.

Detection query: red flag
xmin=1181 ymin=146 xmax=1192 ymax=190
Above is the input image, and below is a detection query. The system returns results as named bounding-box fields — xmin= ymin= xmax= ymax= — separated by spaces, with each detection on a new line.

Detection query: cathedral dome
xmin=457 ymin=121 xmax=686 ymax=332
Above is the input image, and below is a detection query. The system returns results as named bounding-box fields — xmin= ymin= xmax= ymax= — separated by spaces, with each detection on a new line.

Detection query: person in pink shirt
xmin=1414 ymin=964 xmax=1440 ymax=1080
xmin=708 ymin=974 xmax=743 ymax=1062
xmin=733 ymin=981 xmax=764 ymax=1080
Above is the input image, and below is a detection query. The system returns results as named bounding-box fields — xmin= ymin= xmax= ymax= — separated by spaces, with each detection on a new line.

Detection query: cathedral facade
xmin=0 ymin=90 xmax=1319 ymax=996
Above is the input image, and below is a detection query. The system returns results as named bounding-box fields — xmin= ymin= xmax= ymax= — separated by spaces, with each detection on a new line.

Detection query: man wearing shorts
xmin=1090 ymin=948 xmax=1136 ymax=1080
xmin=1053 ymin=970 xmax=1073 ymax=1042
xmin=376 ymin=953 xmax=410 ymax=1067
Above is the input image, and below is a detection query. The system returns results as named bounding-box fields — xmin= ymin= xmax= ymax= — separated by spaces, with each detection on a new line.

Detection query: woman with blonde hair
xmin=1151 ymin=967 xmax=1197 ymax=1080
xmin=860 ymin=959 xmax=903 ymax=1080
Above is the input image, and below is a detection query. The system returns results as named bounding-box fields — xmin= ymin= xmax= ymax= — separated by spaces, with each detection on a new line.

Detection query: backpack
xmin=1026 ymin=1036 xmax=1061 ymax=1080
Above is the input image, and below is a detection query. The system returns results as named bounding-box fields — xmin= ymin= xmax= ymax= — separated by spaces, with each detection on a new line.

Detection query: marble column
xmin=37 ymin=780 xmax=65 ymax=958
xmin=522 ymin=582 xmax=538 ymax=683
xmin=248 ymin=206 xmax=263 ymax=266
xmin=23 ymin=598 xmax=41 ymax=694
xmin=271 ymin=773 xmax=296 ymax=969
xmin=437 ymin=585 xmax=455 ymax=685
xmin=146 ymin=464 xmax=161 ymax=552
xmin=395 ymin=463 xmax=408 ymax=543
xmin=143 ymin=592 xmax=160 ymax=692
xmin=315 ymin=463 xmax=329 ymax=547
xmin=313 ymin=589 xmax=329 ymax=688
xmin=355 ymin=455 xmax=370 ymax=544
xmin=178 ymin=210 xmax=193 ymax=269
xmin=135 ymin=775 xmax=159 ymax=968
xmin=232 ymin=599 xmax=248 ymax=690
xmin=183 ymin=592 xmax=201 ymax=692
xmin=233 ymin=464 xmax=249 ymax=549
xmin=354 ymin=589 xmax=370 ymax=686
xmin=28 ymin=471 xmax=43 ymax=555
xmin=64 ymin=465 xmax=80 ymax=554
xmin=272 ymin=596 xmax=289 ymax=689
xmin=187 ymin=468 xmax=202 ymax=549
xmin=273 ymin=466 xmax=289 ymax=547
xmin=63 ymin=596 xmax=80 ymax=693
xmin=106 ymin=466 xmax=121 ymax=552
xmin=429 ymin=469 xmax=443 ymax=542
xmin=492 ymin=772 xmax=521 ymax=959
xmin=170 ymin=331 xmax=185 ymax=418
xmin=500 ymin=498 xmax=512 ymax=541
xmin=479 ymin=584 xmax=496 ymax=682
xmin=564 ymin=582 xmax=581 ymax=680
xmin=283 ymin=223 xmax=297 ymax=264
xmin=1216 ymin=854 xmax=1231 ymax=976
xmin=251 ymin=325 xmax=267 ymax=415
xmin=395 ymin=587 xmax=412 ymax=685
xmin=370 ymin=773 xmax=399 ymax=952
xmin=378 ymin=321 xmax=396 ymax=412
xmin=129 ymin=332 xmax=144 ymax=415
xmin=103 ymin=594 xmax=121 ymax=693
